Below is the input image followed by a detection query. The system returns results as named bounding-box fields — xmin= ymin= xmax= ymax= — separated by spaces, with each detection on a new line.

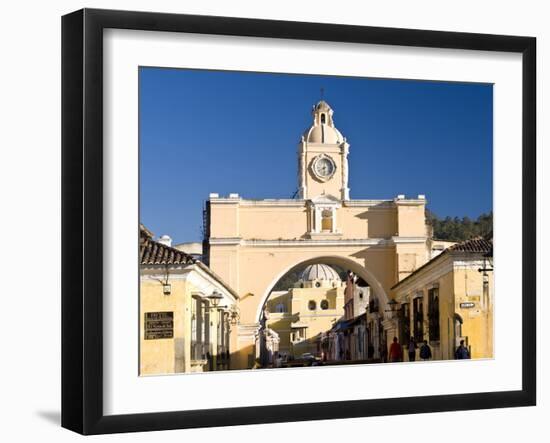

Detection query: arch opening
xmin=256 ymin=256 xmax=390 ymax=364
xmin=256 ymin=255 xmax=390 ymax=323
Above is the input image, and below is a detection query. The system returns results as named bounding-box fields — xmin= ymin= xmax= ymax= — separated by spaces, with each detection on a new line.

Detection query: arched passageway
xmin=256 ymin=255 xmax=390 ymax=323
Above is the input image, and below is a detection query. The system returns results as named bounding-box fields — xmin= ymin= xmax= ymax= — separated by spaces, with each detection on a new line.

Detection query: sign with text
xmin=460 ymin=302 xmax=475 ymax=309
xmin=144 ymin=311 xmax=174 ymax=339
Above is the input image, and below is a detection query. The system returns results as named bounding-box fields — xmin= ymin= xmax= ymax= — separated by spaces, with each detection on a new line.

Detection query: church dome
xmin=300 ymin=264 xmax=341 ymax=282
xmin=302 ymin=100 xmax=345 ymax=144
xmin=303 ymin=125 xmax=344 ymax=144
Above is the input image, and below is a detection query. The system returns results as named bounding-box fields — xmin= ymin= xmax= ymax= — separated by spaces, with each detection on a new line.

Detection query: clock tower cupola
xmin=297 ymin=100 xmax=350 ymax=201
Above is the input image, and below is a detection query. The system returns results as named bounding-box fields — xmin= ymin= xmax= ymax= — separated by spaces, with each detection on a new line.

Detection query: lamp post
xmin=207 ymin=290 xmax=223 ymax=307
xmin=206 ymin=290 xmax=224 ymax=371
xmin=385 ymin=299 xmax=399 ymax=318
xmin=383 ymin=299 xmax=400 ymax=359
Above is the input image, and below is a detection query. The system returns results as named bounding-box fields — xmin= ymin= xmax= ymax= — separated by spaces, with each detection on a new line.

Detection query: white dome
xmin=302 ymin=100 xmax=345 ymax=144
xmin=300 ymin=264 xmax=341 ymax=282
xmin=303 ymin=125 xmax=344 ymax=144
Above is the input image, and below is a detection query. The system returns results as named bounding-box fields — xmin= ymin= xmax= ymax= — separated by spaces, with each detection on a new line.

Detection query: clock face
xmin=313 ymin=156 xmax=335 ymax=179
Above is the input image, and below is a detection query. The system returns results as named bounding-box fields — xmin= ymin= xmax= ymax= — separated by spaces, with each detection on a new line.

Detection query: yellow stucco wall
xmin=238 ymin=206 xmax=309 ymax=239
xmin=207 ymin=196 xmax=429 ymax=369
xmin=208 ymin=200 xmax=419 ymax=242
xmin=453 ymin=264 xmax=494 ymax=359
xmin=436 ymin=271 xmax=456 ymax=360
xmin=140 ymin=278 xmax=191 ymax=375
xmin=209 ymin=203 xmax=239 ymax=238
xmin=394 ymin=254 xmax=493 ymax=361
xmin=397 ymin=203 xmax=427 ymax=237
xmin=140 ymin=267 xmax=238 ymax=375
xmin=337 ymin=206 xmax=399 ymax=238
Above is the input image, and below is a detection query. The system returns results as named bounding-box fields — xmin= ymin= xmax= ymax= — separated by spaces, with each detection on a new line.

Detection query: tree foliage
xmin=426 ymin=209 xmax=493 ymax=241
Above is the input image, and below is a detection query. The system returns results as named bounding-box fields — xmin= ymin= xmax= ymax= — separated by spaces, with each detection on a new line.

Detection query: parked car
xmin=300 ymin=353 xmax=320 ymax=366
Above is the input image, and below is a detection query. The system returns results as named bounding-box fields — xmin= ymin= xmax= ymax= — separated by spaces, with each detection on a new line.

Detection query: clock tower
xmin=297 ymin=100 xmax=350 ymax=201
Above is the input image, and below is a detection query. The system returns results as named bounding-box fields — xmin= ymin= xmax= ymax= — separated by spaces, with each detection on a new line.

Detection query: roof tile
xmin=140 ymin=225 xmax=194 ymax=265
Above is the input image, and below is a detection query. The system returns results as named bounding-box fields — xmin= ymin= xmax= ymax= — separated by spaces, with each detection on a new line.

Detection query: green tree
xmin=426 ymin=210 xmax=493 ymax=241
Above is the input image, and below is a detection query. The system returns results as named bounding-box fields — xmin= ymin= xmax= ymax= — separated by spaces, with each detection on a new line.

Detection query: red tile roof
xmin=140 ymin=225 xmax=194 ymax=265
xmin=448 ymin=236 xmax=493 ymax=254
xmin=392 ymin=236 xmax=493 ymax=290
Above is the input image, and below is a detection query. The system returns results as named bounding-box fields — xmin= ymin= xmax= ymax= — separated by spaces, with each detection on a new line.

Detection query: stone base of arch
xmin=231 ymin=323 xmax=260 ymax=370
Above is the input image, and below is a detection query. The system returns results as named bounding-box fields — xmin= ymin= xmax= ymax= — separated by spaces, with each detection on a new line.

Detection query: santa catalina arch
xmin=204 ymin=100 xmax=430 ymax=369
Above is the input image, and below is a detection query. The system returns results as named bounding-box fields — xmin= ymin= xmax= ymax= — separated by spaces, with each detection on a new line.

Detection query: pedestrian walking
xmin=388 ymin=337 xmax=403 ymax=363
xmin=379 ymin=343 xmax=387 ymax=363
xmin=368 ymin=344 xmax=374 ymax=359
xmin=419 ymin=340 xmax=432 ymax=361
xmin=408 ymin=336 xmax=417 ymax=362
xmin=455 ymin=339 xmax=470 ymax=359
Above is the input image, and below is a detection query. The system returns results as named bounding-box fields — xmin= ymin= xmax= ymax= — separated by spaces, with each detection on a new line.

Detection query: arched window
xmin=308 ymin=300 xmax=317 ymax=311
xmin=321 ymin=113 xmax=326 ymax=124
xmin=320 ymin=300 xmax=329 ymax=310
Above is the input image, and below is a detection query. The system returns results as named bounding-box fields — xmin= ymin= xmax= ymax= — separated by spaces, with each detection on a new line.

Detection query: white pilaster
xmin=314 ymin=207 xmax=321 ymax=233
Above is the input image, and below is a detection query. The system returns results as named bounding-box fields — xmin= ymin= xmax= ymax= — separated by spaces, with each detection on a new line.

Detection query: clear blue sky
xmin=140 ymin=67 xmax=493 ymax=244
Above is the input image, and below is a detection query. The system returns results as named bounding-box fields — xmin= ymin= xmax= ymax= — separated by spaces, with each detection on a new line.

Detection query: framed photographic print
xmin=61 ymin=8 xmax=536 ymax=435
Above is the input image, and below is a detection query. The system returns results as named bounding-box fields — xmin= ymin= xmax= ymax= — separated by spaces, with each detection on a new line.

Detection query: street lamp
xmin=478 ymin=254 xmax=493 ymax=274
xmin=385 ymin=299 xmax=399 ymax=317
xmin=478 ymin=248 xmax=494 ymax=310
xmin=207 ymin=290 xmax=223 ymax=308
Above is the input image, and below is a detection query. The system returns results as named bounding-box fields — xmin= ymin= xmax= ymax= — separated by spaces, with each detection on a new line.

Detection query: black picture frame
xmin=61 ymin=8 xmax=536 ymax=435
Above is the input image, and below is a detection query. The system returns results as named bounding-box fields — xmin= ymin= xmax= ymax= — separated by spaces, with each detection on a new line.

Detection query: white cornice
xmin=309 ymin=194 xmax=342 ymax=206
xmin=392 ymin=236 xmax=428 ymax=244
xmin=209 ymin=236 xmax=426 ymax=248
xmin=343 ymin=200 xmax=394 ymax=208
xmin=239 ymin=199 xmax=306 ymax=207
xmin=208 ymin=197 xmax=427 ymax=209
xmin=393 ymin=254 xmax=454 ymax=298
xmin=209 ymin=237 xmax=242 ymax=245
xmin=208 ymin=198 xmax=241 ymax=204
xmin=243 ymin=238 xmax=386 ymax=247
xmin=394 ymin=199 xmax=427 ymax=206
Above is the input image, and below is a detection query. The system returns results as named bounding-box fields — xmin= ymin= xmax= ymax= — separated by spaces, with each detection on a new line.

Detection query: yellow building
xmin=264 ymin=263 xmax=345 ymax=359
xmin=140 ymin=225 xmax=239 ymax=375
xmin=392 ymin=237 xmax=493 ymax=360
xmin=204 ymin=100 xmax=432 ymax=369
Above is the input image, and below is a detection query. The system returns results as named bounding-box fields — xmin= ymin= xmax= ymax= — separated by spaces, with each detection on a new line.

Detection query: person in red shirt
xmin=388 ymin=337 xmax=403 ymax=363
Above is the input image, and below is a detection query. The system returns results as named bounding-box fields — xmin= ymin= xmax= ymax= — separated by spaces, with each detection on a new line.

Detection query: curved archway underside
xmin=255 ymin=255 xmax=390 ymax=323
